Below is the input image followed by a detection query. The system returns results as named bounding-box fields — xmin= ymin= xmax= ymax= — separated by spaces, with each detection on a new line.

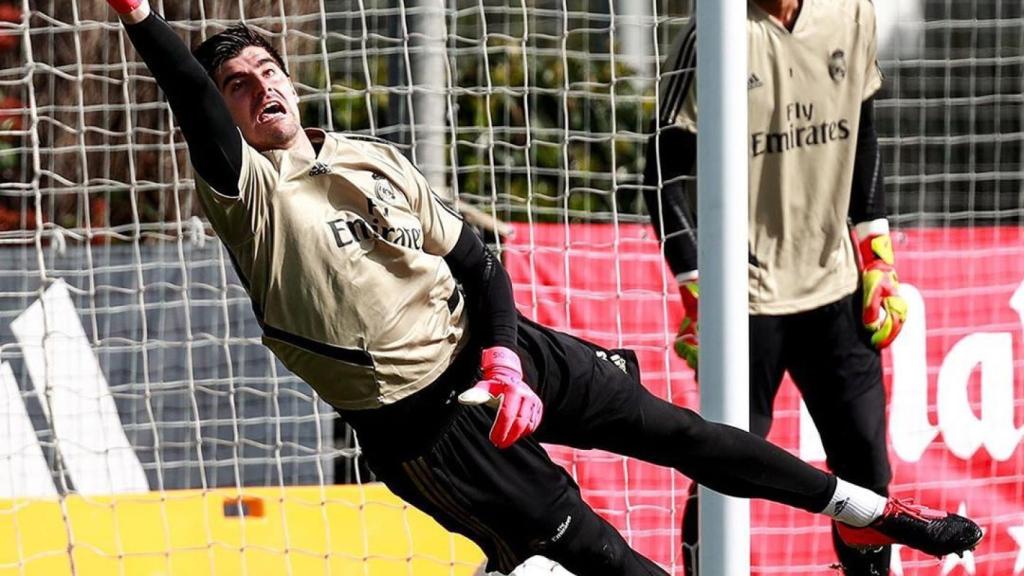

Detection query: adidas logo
xmin=833 ymin=497 xmax=850 ymax=516
xmin=748 ymin=73 xmax=763 ymax=90
xmin=595 ymin=350 xmax=629 ymax=375
xmin=308 ymin=161 xmax=330 ymax=177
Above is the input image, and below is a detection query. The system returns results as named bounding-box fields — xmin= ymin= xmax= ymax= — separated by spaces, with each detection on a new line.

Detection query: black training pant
xmin=344 ymin=315 xmax=836 ymax=575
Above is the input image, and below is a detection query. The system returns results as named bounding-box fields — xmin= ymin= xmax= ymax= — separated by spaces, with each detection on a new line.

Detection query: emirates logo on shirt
xmin=751 ymin=101 xmax=852 ymax=157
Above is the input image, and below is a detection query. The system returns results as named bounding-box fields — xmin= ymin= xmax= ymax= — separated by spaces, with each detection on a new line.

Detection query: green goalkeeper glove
xmin=674 ymin=281 xmax=699 ymax=372
xmin=854 ymin=220 xmax=908 ymax=349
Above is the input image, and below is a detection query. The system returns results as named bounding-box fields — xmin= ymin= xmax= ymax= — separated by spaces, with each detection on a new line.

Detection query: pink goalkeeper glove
xmin=108 ymin=0 xmax=145 ymax=15
xmin=457 ymin=346 xmax=543 ymax=449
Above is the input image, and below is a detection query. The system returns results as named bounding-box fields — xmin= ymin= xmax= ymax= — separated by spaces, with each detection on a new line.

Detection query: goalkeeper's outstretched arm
xmin=110 ymin=0 xmax=243 ymax=197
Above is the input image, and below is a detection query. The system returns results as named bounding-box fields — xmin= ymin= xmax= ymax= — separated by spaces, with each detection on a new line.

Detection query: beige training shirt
xmin=196 ymin=129 xmax=468 ymax=409
xmin=660 ymin=0 xmax=884 ymax=314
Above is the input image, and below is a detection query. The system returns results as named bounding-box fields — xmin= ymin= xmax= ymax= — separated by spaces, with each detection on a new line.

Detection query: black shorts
xmin=344 ymin=316 xmax=651 ymax=573
xmin=344 ymin=315 xmax=835 ymax=573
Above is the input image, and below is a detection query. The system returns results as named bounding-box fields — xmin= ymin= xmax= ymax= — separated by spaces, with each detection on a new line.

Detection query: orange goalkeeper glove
xmin=854 ymin=220 xmax=908 ymax=349
xmin=674 ymin=280 xmax=699 ymax=372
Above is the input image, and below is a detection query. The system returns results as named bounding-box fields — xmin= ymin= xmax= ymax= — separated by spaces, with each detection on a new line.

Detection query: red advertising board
xmin=504 ymin=223 xmax=1024 ymax=575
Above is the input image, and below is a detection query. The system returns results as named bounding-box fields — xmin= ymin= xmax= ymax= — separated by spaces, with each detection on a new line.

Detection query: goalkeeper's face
xmin=214 ymin=46 xmax=302 ymax=152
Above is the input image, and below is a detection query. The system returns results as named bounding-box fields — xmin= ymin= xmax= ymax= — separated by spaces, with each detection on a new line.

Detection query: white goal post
xmin=694 ymin=2 xmax=750 ymax=575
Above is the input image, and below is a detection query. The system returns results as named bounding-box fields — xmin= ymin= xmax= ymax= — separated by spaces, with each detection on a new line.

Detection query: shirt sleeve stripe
xmin=431 ymin=191 xmax=463 ymax=220
xmin=658 ymin=25 xmax=698 ymax=126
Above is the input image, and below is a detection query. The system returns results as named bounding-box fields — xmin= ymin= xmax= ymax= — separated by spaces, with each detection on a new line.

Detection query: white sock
xmin=821 ymin=478 xmax=888 ymax=528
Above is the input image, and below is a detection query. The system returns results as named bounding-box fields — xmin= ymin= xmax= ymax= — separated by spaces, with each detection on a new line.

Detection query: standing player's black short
xmin=341 ymin=315 xmax=838 ymax=576
xmin=749 ymin=292 xmax=891 ymax=488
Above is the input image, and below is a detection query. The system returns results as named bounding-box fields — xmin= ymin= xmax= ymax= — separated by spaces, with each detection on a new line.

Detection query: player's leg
xmin=364 ymin=401 xmax=668 ymax=576
xmin=680 ymin=314 xmax=788 ymax=576
xmin=524 ymin=316 xmax=980 ymax=559
xmin=522 ymin=316 xmax=835 ymax=514
xmin=784 ymin=294 xmax=892 ymax=575
xmin=748 ymin=314 xmax=790 ymax=438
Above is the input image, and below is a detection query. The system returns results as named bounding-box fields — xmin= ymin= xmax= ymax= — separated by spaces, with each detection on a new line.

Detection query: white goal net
xmin=0 ymin=1 xmax=1020 ymax=575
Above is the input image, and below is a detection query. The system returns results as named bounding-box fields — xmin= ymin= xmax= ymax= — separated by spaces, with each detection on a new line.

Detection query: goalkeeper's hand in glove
xmin=457 ymin=346 xmax=543 ymax=449
xmin=854 ymin=220 xmax=908 ymax=349
xmin=675 ymin=280 xmax=699 ymax=372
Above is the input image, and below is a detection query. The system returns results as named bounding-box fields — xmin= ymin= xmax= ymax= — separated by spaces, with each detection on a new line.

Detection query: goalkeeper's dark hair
xmin=193 ymin=24 xmax=288 ymax=78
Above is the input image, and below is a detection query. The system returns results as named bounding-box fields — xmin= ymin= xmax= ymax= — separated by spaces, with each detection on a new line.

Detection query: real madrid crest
xmin=829 ymin=49 xmax=847 ymax=83
xmin=372 ymin=172 xmax=397 ymax=203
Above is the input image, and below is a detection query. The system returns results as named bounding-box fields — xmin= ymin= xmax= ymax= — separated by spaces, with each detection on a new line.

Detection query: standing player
xmin=644 ymin=1 xmax=907 ymax=574
xmin=109 ymin=1 xmax=977 ymax=575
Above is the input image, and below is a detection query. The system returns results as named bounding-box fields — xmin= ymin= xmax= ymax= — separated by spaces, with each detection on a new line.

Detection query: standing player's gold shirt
xmin=662 ymin=0 xmax=883 ymax=314
xmin=196 ymin=130 xmax=468 ymax=410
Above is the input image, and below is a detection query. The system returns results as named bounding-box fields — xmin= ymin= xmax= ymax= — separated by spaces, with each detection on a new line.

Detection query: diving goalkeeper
xmin=110 ymin=2 xmax=979 ymax=574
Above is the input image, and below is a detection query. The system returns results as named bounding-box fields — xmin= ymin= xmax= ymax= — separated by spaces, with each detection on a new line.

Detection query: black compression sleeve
xmin=848 ymin=97 xmax=887 ymax=223
xmin=124 ymin=13 xmax=242 ymax=196
xmin=444 ymin=225 xmax=518 ymax=349
xmin=642 ymin=124 xmax=698 ymax=276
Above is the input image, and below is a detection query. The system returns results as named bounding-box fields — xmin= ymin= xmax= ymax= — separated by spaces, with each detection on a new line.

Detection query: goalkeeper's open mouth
xmin=255 ymin=100 xmax=288 ymax=126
